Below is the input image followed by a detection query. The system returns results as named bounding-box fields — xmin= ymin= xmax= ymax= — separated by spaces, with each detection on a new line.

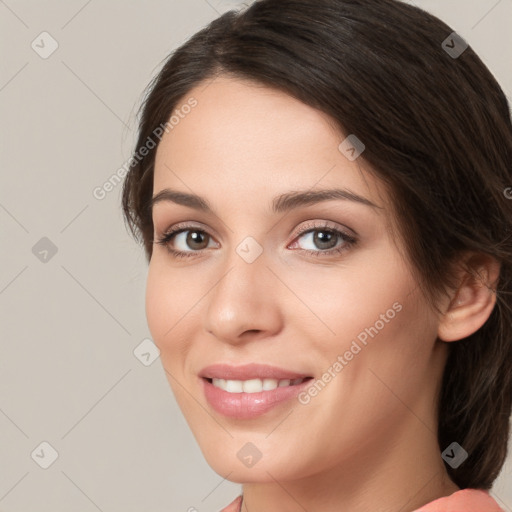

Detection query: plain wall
xmin=1 ymin=1 xmax=511 ymax=510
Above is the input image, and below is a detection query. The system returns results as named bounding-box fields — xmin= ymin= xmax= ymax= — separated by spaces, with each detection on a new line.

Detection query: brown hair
xmin=122 ymin=0 xmax=512 ymax=490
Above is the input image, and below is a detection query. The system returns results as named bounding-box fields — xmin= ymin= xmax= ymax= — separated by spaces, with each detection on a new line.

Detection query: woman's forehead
xmin=153 ymin=76 xmax=389 ymax=211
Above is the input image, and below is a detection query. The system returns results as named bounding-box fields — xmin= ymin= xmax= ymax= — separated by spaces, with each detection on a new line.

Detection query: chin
xmin=200 ymin=440 xmax=313 ymax=483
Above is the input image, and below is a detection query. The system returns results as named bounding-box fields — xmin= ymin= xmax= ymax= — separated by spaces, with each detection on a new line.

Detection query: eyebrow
xmin=149 ymin=187 xmax=382 ymax=214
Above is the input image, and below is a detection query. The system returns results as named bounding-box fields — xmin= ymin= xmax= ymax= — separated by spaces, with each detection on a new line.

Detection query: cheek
xmin=291 ymin=245 xmax=413 ymax=341
xmin=145 ymin=262 xmax=168 ymax=343
xmin=296 ymin=243 xmax=435 ymax=388
xmin=145 ymin=259 xmax=197 ymax=356
xmin=322 ymin=267 xmax=437 ymax=415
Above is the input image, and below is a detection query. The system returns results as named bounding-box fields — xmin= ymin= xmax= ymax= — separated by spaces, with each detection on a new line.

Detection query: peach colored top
xmin=219 ymin=489 xmax=504 ymax=512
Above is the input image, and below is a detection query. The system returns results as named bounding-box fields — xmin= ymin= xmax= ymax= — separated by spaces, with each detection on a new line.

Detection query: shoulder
xmin=413 ymin=488 xmax=504 ymax=512
xmin=219 ymin=494 xmax=243 ymax=512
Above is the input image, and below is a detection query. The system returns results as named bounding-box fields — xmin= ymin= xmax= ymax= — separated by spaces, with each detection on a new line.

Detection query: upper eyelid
xmin=152 ymin=203 xmax=362 ymax=237
xmin=157 ymin=220 xmax=355 ymax=245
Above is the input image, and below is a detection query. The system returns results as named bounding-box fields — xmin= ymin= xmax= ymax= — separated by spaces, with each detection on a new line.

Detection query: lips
xmin=201 ymin=375 xmax=314 ymax=419
xmin=199 ymin=363 xmax=315 ymax=419
xmin=199 ymin=362 xmax=312 ymax=381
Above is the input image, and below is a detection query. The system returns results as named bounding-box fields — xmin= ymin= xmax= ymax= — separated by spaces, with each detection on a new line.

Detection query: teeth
xmin=211 ymin=377 xmax=306 ymax=393
xmin=226 ymin=379 xmax=243 ymax=393
xmin=245 ymin=379 xmax=266 ymax=393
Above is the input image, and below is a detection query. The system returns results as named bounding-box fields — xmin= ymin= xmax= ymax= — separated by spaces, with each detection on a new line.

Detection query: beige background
xmin=1 ymin=1 xmax=511 ymax=511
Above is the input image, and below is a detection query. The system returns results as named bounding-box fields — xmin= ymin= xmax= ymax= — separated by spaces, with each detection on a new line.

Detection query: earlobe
xmin=437 ymin=254 xmax=501 ymax=342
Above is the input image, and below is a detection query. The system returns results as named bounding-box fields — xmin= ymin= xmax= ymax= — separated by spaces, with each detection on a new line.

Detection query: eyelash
xmin=154 ymin=221 xmax=358 ymax=260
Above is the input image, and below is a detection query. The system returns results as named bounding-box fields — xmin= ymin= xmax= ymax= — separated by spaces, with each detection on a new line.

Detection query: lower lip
xmin=201 ymin=377 xmax=314 ymax=419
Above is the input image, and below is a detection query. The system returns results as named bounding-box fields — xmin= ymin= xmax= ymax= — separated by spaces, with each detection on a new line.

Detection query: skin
xmin=146 ymin=76 xmax=499 ymax=512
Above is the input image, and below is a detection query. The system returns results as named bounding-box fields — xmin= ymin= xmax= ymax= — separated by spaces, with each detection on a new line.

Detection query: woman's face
xmin=147 ymin=76 xmax=449 ymax=482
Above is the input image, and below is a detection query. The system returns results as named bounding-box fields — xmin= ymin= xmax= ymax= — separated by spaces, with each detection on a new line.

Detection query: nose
xmin=203 ymin=248 xmax=284 ymax=345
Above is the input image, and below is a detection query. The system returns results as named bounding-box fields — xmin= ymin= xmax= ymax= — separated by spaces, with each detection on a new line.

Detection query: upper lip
xmin=199 ymin=363 xmax=312 ymax=381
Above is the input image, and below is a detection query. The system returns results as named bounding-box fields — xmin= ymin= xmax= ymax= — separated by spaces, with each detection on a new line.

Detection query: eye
xmin=155 ymin=224 xmax=217 ymax=259
xmin=288 ymin=221 xmax=357 ymax=257
xmin=155 ymin=220 xmax=358 ymax=259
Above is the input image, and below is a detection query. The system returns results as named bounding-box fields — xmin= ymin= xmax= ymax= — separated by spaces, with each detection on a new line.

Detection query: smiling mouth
xmin=203 ymin=376 xmax=314 ymax=393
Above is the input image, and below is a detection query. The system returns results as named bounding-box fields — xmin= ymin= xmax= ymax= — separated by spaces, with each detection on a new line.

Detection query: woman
xmin=121 ymin=0 xmax=512 ymax=510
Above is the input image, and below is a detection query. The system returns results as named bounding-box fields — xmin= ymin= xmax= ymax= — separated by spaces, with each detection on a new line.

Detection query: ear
xmin=437 ymin=253 xmax=501 ymax=342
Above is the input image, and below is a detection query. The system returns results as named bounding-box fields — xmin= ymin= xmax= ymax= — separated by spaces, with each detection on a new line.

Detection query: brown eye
xmin=155 ymin=226 xmax=218 ymax=258
xmin=184 ymin=230 xmax=210 ymax=250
